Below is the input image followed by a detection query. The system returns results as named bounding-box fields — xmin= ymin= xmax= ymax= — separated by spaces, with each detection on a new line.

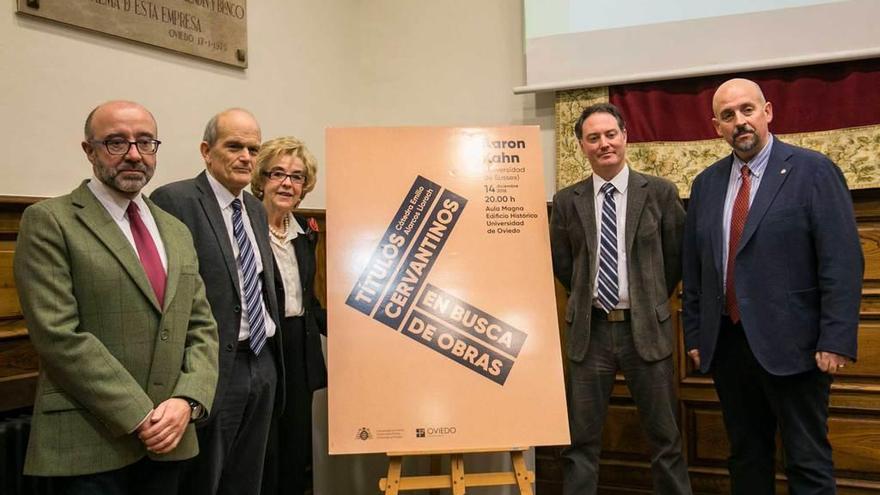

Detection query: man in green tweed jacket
xmin=13 ymin=100 xmax=219 ymax=495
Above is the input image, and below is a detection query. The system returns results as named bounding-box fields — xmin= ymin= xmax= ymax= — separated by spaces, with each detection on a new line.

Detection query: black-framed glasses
xmin=263 ymin=170 xmax=306 ymax=184
xmin=92 ymin=138 xmax=161 ymax=155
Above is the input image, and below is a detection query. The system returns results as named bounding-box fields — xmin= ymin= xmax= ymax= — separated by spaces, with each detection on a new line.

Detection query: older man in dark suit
xmin=14 ymin=100 xmax=218 ymax=495
xmin=682 ymin=78 xmax=863 ymax=494
xmin=550 ymin=103 xmax=691 ymax=495
xmin=152 ymin=108 xmax=284 ymax=495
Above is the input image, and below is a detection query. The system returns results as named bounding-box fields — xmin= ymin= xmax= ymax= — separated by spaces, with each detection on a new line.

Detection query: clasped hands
xmin=136 ymin=397 xmax=191 ymax=454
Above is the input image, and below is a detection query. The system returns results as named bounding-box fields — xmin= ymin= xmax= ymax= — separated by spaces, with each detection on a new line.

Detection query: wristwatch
xmin=186 ymin=398 xmax=205 ymax=422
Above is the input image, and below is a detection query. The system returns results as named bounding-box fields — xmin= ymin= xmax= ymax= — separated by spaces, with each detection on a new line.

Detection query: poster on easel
xmin=326 ymin=126 xmax=569 ymax=454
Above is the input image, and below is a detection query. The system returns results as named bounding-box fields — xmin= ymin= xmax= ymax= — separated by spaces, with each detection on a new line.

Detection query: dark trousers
xmin=712 ymin=317 xmax=835 ymax=495
xmin=52 ymin=456 xmax=183 ymax=495
xmin=182 ymin=339 xmax=278 ymax=495
xmin=563 ymin=314 xmax=692 ymax=495
xmin=263 ymin=316 xmax=315 ymax=495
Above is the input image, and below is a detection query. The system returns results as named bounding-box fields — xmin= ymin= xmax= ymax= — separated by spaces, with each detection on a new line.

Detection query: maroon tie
xmin=127 ymin=202 xmax=166 ymax=307
xmin=726 ymin=165 xmax=751 ymax=323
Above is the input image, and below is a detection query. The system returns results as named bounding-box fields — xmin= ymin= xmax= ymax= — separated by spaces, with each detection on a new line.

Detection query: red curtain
xmin=609 ymin=58 xmax=880 ymax=143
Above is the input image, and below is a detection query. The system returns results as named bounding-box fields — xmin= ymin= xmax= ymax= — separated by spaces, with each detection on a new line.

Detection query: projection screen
xmin=518 ymin=0 xmax=880 ymax=93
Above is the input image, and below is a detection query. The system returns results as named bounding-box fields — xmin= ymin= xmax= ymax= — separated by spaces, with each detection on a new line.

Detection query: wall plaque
xmin=17 ymin=0 xmax=248 ymax=68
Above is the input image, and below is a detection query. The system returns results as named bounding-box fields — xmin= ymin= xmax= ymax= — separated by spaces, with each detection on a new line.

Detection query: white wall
xmin=353 ymin=0 xmax=557 ymax=200
xmin=0 ymin=1 xmax=556 ymax=207
xmin=0 ymin=0 xmax=359 ymax=208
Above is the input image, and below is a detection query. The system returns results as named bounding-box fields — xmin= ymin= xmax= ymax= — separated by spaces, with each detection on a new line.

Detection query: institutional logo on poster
xmin=415 ymin=426 xmax=457 ymax=438
xmin=355 ymin=427 xmax=372 ymax=441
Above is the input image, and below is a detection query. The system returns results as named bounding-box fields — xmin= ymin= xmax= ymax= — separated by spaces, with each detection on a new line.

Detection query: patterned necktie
xmin=231 ymin=198 xmax=268 ymax=355
xmin=127 ymin=202 xmax=166 ymax=307
xmin=597 ymin=182 xmax=619 ymax=313
xmin=726 ymin=165 xmax=751 ymax=323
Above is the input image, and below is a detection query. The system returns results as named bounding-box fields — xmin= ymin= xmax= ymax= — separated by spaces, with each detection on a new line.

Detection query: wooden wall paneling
xmin=538 ymin=190 xmax=880 ymax=494
xmin=0 ymin=198 xmax=40 ymax=413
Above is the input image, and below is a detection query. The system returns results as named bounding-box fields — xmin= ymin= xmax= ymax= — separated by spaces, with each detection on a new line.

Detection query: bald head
xmin=711 ymin=78 xmax=773 ymax=161
xmin=202 ymin=108 xmax=260 ymax=147
xmin=200 ymin=108 xmax=262 ymax=195
xmin=81 ymin=100 xmax=158 ymax=199
xmin=85 ymin=101 xmax=157 ymax=140
xmin=712 ymin=78 xmax=766 ymax=117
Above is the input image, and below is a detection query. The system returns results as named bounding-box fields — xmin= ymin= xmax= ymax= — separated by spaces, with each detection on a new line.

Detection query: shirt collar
xmin=732 ymin=134 xmax=774 ymax=179
xmin=205 ymin=170 xmax=242 ymax=209
xmin=270 ymin=212 xmax=306 ymax=247
xmin=593 ymin=164 xmax=630 ymax=197
xmin=86 ymin=176 xmax=147 ymax=222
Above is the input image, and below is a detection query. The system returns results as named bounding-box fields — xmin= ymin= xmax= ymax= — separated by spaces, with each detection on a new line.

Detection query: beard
xmin=95 ymin=160 xmax=154 ymax=196
xmin=731 ymin=125 xmax=759 ymax=155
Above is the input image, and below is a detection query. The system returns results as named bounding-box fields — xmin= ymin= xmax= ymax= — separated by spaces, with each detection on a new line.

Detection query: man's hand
xmin=137 ymin=398 xmax=190 ymax=454
xmin=687 ymin=349 xmax=701 ymax=369
xmin=815 ymin=351 xmax=851 ymax=375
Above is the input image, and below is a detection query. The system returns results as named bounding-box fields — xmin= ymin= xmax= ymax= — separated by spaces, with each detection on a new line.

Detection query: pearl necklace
xmin=269 ymin=214 xmax=290 ymax=239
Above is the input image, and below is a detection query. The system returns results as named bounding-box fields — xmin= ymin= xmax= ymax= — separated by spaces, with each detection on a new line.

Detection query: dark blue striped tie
xmin=231 ymin=198 xmax=267 ymax=355
xmin=597 ymin=182 xmax=619 ymax=313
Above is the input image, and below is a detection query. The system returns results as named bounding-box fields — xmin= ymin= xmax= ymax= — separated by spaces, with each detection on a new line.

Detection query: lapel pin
xmin=780 ymin=169 xmax=787 ymax=174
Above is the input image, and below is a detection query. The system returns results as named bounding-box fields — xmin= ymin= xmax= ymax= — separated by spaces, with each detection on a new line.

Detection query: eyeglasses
xmin=263 ymin=170 xmax=306 ymax=184
xmin=92 ymin=138 xmax=161 ymax=155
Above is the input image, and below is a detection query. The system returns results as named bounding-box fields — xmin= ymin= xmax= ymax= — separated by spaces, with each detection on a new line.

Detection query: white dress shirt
xmin=205 ymin=172 xmax=277 ymax=340
xmin=269 ymin=212 xmax=306 ymax=318
xmin=87 ymin=177 xmax=168 ymax=271
xmin=591 ymin=165 xmax=630 ymax=309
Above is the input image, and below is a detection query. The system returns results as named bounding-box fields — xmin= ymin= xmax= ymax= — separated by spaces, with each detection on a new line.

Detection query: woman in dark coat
xmin=252 ymin=136 xmax=326 ymax=495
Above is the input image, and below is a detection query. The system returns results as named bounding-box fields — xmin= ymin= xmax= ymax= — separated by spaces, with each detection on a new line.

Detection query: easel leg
xmin=511 ymin=450 xmax=534 ymax=495
xmin=450 ymin=454 xmax=466 ymax=495
xmin=384 ymin=456 xmax=403 ymax=495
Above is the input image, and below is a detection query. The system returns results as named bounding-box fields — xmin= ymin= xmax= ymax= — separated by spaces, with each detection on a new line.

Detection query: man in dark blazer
xmin=682 ymin=78 xmax=863 ymax=494
xmin=14 ymin=101 xmax=218 ymax=494
xmin=151 ymin=108 xmax=284 ymax=495
xmin=550 ymin=103 xmax=691 ymax=495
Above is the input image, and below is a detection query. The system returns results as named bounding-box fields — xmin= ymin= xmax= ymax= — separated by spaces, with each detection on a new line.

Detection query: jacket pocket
xmin=40 ymin=391 xmax=82 ymax=413
xmin=655 ymin=301 xmax=671 ymax=323
xmin=565 ymin=303 xmax=576 ymax=324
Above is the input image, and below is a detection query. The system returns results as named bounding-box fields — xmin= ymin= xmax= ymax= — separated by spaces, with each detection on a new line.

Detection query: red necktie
xmin=127 ymin=202 xmax=166 ymax=307
xmin=726 ymin=165 xmax=751 ymax=323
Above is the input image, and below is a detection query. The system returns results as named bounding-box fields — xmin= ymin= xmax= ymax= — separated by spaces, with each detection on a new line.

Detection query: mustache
xmin=733 ymin=125 xmax=755 ymax=139
xmin=116 ymin=162 xmax=149 ymax=173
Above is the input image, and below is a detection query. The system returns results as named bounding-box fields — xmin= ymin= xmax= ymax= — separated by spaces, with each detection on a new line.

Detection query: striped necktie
xmin=231 ymin=198 xmax=268 ymax=355
xmin=597 ymin=182 xmax=619 ymax=313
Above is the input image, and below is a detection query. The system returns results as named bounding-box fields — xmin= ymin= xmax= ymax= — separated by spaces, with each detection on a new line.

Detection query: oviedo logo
xmin=415 ymin=426 xmax=457 ymax=438
xmin=355 ymin=427 xmax=372 ymax=441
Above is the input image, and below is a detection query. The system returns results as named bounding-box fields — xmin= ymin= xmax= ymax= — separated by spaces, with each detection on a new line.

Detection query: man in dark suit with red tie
xmin=682 ymin=78 xmax=863 ymax=494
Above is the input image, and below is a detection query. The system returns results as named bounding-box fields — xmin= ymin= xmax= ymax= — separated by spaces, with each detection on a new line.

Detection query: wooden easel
xmin=378 ymin=448 xmax=534 ymax=494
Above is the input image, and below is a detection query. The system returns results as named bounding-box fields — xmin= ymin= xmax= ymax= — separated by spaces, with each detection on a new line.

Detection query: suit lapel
xmin=147 ymin=199 xmax=180 ymax=312
xmin=708 ymin=157 xmax=733 ymax=284
xmin=195 ymin=172 xmax=241 ymax=296
xmin=573 ymin=177 xmax=598 ymax=285
xmin=736 ymin=141 xmax=793 ymax=255
xmin=625 ymin=170 xmax=648 ymax=254
xmin=71 ymin=182 xmax=161 ymax=312
xmin=293 ymin=215 xmax=316 ymax=285
xmin=292 ymin=234 xmax=313 ymax=289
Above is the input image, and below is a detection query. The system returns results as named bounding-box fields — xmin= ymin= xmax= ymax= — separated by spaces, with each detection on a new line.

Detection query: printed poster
xmin=326 ymin=126 xmax=569 ymax=454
